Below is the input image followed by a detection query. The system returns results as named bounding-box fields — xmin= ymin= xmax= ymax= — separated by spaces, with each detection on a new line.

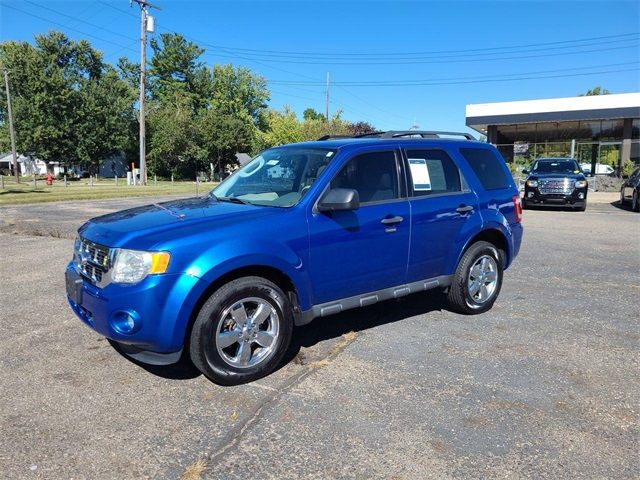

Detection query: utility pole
xmin=132 ymin=0 xmax=160 ymax=186
xmin=3 ymin=70 xmax=19 ymax=183
xmin=325 ymin=72 xmax=330 ymax=121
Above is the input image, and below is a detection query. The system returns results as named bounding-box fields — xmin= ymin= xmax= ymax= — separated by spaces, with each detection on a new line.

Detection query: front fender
xmin=188 ymin=238 xmax=313 ymax=310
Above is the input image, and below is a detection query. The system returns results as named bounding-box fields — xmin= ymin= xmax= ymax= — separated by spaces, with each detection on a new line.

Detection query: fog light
xmin=527 ymin=192 xmax=534 ymax=198
xmin=578 ymin=192 xmax=584 ymax=199
xmin=110 ymin=310 xmax=142 ymax=334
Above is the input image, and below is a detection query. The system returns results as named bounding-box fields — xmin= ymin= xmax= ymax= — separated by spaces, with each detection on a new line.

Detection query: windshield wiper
xmin=218 ymin=196 xmax=250 ymax=205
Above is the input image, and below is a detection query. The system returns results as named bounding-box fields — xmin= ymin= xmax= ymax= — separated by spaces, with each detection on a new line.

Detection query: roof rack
xmin=317 ymin=131 xmax=475 ymax=141
xmin=356 ymin=130 xmax=476 ymax=140
xmin=316 ymin=135 xmax=353 ymax=141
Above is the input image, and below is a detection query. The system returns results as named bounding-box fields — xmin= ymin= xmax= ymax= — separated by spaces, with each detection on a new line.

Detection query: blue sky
xmin=1 ymin=0 xmax=639 ymax=135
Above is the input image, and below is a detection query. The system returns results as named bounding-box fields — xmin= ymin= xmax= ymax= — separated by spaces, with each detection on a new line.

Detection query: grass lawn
xmin=0 ymin=177 xmax=216 ymax=205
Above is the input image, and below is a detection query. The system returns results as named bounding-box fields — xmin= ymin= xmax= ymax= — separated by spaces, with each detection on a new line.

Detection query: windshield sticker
xmin=326 ymin=151 xmax=334 ymax=157
xmin=266 ymin=160 xmax=279 ymax=166
xmin=408 ymin=159 xmax=431 ymax=191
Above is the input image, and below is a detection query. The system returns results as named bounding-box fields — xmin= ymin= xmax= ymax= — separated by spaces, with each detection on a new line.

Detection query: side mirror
xmin=521 ymin=169 xmax=529 ymax=175
xmin=317 ymin=188 xmax=360 ymax=212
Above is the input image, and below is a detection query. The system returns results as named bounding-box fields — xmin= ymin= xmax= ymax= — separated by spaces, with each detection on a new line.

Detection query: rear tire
xmin=633 ymin=190 xmax=640 ymax=212
xmin=189 ymin=276 xmax=293 ymax=385
xmin=447 ymin=241 xmax=504 ymax=315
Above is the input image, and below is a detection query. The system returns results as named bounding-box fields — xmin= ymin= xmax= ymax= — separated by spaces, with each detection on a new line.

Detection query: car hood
xmin=527 ymin=172 xmax=586 ymax=180
xmin=78 ymin=196 xmax=275 ymax=248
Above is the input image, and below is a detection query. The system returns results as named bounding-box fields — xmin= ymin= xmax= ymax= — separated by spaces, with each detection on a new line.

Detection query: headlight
xmin=574 ymin=180 xmax=588 ymax=189
xmin=526 ymin=179 xmax=538 ymax=188
xmin=111 ymin=249 xmax=171 ymax=284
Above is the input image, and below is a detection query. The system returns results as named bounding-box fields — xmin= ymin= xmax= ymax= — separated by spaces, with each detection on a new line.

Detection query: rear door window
xmin=460 ymin=148 xmax=510 ymax=190
xmin=404 ymin=149 xmax=462 ymax=197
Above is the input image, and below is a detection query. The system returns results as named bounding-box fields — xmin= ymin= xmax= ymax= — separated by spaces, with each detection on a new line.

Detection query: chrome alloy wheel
xmin=467 ymin=255 xmax=498 ymax=304
xmin=215 ymin=297 xmax=279 ymax=369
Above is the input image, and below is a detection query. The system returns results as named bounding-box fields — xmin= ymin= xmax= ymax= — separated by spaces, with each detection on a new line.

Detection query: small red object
xmin=46 ymin=172 xmax=53 ymax=185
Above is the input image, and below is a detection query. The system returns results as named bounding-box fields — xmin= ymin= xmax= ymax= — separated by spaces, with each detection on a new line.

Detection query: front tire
xmin=447 ymin=241 xmax=504 ymax=315
xmin=633 ymin=190 xmax=640 ymax=212
xmin=189 ymin=276 xmax=293 ymax=385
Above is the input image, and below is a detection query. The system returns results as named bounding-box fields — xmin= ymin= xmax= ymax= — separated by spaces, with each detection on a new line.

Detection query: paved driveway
xmin=0 ymin=199 xmax=638 ymax=479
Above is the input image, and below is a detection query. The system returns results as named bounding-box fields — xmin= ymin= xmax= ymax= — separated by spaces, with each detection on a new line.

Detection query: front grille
xmin=538 ymin=178 xmax=575 ymax=195
xmin=75 ymin=238 xmax=110 ymax=285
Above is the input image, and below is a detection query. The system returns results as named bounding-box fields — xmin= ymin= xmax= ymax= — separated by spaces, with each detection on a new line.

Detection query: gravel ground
xmin=0 ymin=198 xmax=638 ymax=479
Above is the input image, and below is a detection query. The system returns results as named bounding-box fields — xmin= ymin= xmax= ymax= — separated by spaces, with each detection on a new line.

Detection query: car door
xmin=403 ymin=147 xmax=481 ymax=282
xmin=307 ymin=148 xmax=411 ymax=305
xmin=624 ymin=168 xmax=640 ymax=200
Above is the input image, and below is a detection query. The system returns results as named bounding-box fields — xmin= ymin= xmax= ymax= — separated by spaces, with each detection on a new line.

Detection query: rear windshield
xmin=459 ymin=148 xmax=510 ymax=190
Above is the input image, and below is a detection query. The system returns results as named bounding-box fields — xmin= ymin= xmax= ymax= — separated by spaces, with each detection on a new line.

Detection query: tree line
xmin=0 ymin=31 xmax=375 ymax=179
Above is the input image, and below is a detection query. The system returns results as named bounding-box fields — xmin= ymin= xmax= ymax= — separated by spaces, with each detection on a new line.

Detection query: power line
xmin=3 ymin=4 xmax=138 ymax=54
xmin=191 ymin=42 xmax=640 ymax=65
xmin=132 ymin=31 xmax=640 ymax=58
xmin=266 ymin=62 xmax=640 ymax=86
xmin=182 ymin=36 xmax=640 ymax=62
xmin=24 ymin=0 xmax=138 ymax=42
xmin=273 ymin=67 xmax=639 ymax=88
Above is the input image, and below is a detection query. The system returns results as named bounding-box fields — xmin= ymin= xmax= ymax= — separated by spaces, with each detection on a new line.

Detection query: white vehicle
xmin=580 ymin=163 xmax=615 ymax=176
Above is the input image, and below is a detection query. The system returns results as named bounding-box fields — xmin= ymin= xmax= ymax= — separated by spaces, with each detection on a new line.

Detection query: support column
xmin=620 ymin=118 xmax=632 ymax=175
xmin=487 ymin=125 xmax=497 ymax=144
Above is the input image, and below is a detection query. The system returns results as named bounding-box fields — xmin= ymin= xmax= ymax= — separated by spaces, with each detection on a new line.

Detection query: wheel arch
xmin=181 ymin=264 xmax=303 ymax=355
xmin=457 ymin=228 xmax=510 ymax=270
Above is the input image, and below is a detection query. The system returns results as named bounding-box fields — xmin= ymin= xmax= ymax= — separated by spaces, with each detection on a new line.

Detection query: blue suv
xmin=65 ymin=131 xmax=523 ymax=385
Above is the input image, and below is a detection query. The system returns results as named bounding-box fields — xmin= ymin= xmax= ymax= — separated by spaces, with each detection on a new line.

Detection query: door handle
xmin=456 ymin=205 xmax=474 ymax=214
xmin=381 ymin=216 xmax=404 ymax=225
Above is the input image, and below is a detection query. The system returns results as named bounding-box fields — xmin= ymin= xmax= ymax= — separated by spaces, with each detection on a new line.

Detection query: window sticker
xmin=326 ymin=151 xmax=334 ymax=157
xmin=266 ymin=160 xmax=279 ymax=166
xmin=409 ymin=158 xmax=431 ymax=190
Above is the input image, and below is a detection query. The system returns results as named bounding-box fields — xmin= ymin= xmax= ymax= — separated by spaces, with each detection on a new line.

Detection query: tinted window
xmin=532 ymin=159 xmax=581 ymax=173
xmin=460 ymin=148 xmax=510 ymax=190
xmin=405 ymin=149 xmax=462 ymax=197
xmin=331 ymin=151 xmax=398 ymax=203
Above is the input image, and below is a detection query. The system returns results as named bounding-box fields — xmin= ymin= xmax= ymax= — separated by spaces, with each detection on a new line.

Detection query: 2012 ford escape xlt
xmin=65 ymin=131 xmax=523 ymax=385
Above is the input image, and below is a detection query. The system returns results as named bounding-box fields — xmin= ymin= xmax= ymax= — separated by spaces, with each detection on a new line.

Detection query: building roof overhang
xmin=466 ymin=92 xmax=640 ymax=134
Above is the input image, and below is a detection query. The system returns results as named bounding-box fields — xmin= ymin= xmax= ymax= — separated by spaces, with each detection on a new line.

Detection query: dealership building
xmin=465 ymin=92 xmax=640 ymax=172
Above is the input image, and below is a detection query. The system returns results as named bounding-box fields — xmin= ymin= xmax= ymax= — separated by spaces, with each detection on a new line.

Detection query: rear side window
xmin=405 ymin=149 xmax=462 ymax=197
xmin=331 ymin=151 xmax=399 ymax=203
xmin=460 ymin=148 xmax=510 ymax=190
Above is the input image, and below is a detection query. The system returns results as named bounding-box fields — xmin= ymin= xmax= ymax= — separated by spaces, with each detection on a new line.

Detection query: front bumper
xmin=66 ymin=262 xmax=203 ymax=356
xmin=523 ymin=187 xmax=587 ymax=207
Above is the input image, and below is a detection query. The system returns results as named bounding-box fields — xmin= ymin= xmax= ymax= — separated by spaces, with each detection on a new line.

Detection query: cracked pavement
xmin=0 ymin=197 xmax=638 ymax=479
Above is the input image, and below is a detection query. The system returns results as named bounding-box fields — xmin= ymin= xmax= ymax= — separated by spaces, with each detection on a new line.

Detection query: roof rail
xmin=356 ymin=130 xmax=476 ymax=140
xmin=316 ymin=135 xmax=353 ymax=141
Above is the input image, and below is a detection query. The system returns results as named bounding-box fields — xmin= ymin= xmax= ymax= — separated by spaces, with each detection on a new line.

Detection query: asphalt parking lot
xmin=0 ymin=196 xmax=638 ymax=479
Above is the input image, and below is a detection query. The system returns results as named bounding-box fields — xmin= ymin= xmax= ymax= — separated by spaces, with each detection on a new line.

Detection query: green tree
xmin=262 ymin=107 xmax=304 ymax=147
xmin=147 ymin=92 xmax=206 ymax=178
xmin=303 ymin=107 xmax=325 ymax=122
xmin=149 ymin=33 xmax=212 ymax=110
xmin=198 ymin=109 xmax=254 ymax=179
xmin=211 ymin=64 xmax=270 ymax=128
xmin=579 ymin=86 xmax=610 ymax=96
xmin=0 ymin=32 xmax=134 ymax=168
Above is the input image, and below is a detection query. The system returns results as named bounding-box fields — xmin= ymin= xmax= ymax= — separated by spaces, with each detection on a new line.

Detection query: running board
xmin=295 ymin=275 xmax=452 ymax=326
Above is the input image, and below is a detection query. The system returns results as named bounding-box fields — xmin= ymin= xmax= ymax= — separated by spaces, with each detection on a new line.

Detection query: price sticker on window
xmin=408 ymin=158 xmax=431 ymax=191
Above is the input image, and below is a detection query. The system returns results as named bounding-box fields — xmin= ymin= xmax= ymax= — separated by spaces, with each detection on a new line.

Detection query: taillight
xmin=513 ymin=194 xmax=523 ymax=223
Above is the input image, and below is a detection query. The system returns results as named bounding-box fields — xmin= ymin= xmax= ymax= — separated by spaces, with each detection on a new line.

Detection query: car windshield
xmin=211 ymin=147 xmax=337 ymax=207
xmin=532 ymin=159 xmax=581 ymax=174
